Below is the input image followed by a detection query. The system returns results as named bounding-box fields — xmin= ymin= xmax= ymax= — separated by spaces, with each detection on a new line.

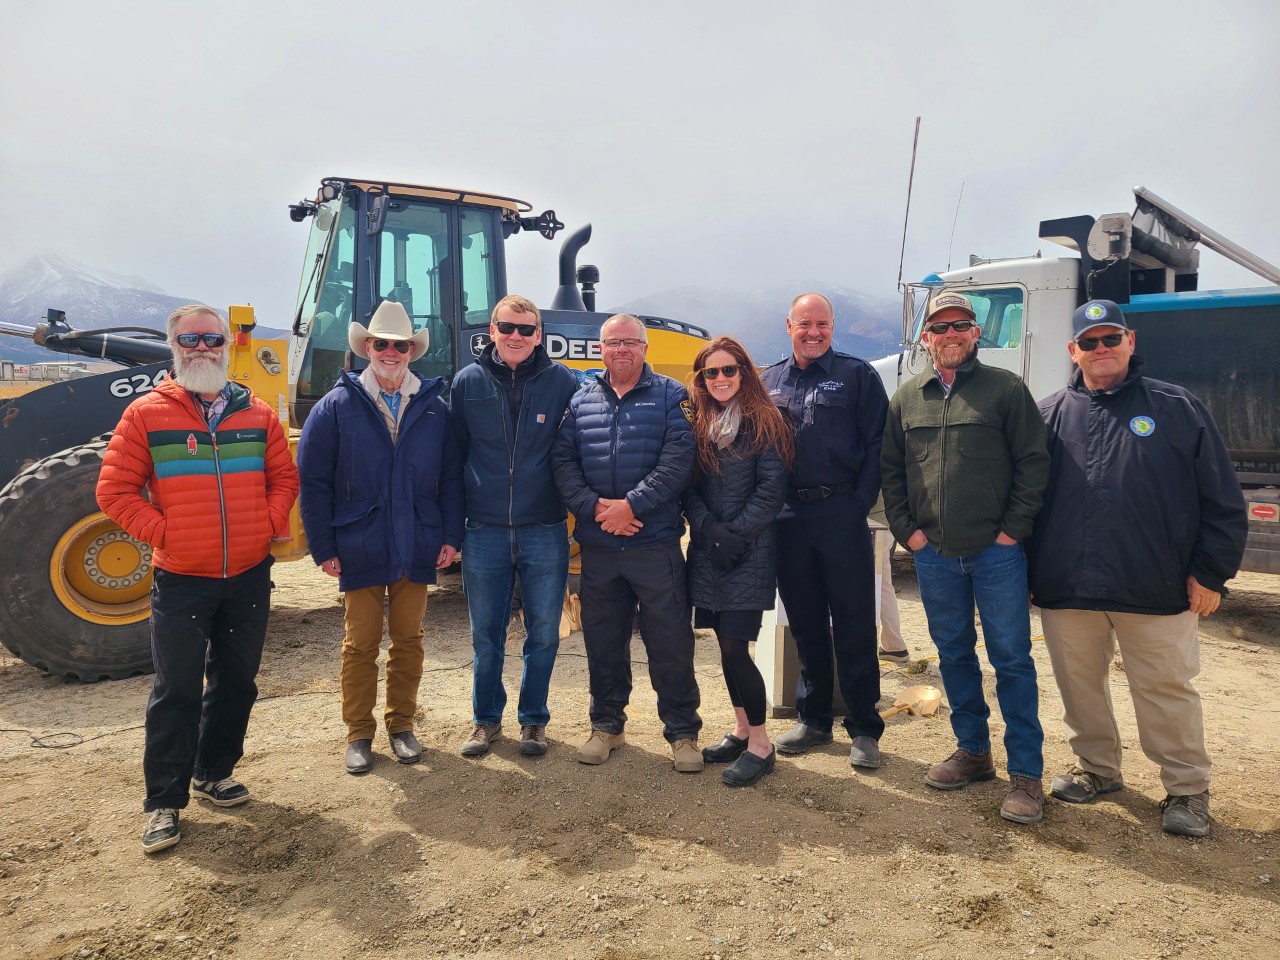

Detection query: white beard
xmin=173 ymin=350 xmax=230 ymax=395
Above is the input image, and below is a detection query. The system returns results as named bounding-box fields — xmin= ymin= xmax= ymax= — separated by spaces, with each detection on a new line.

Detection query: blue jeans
xmin=463 ymin=521 xmax=569 ymax=727
xmin=913 ymin=541 xmax=1043 ymax=779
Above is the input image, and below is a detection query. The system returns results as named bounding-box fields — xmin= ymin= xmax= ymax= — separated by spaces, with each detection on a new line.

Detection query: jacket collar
xmin=916 ymin=352 xmax=982 ymax=392
xmin=784 ymin=348 xmax=833 ymax=377
xmin=341 ymin=368 xmax=443 ymax=405
xmin=156 ymin=374 xmax=250 ymax=414
xmin=480 ymin=342 xmax=552 ymax=379
xmin=1068 ymin=354 xmax=1146 ymax=397
xmin=599 ymin=361 xmax=655 ymax=392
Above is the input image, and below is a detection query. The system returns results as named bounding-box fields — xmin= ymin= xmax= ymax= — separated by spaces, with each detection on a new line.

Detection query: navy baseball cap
xmin=1072 ymin=299 xmax=1130 ymax=339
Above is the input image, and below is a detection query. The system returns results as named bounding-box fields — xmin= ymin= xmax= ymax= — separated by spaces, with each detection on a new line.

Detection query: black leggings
xmin=717 ymin=632 xmax=767 ymax=727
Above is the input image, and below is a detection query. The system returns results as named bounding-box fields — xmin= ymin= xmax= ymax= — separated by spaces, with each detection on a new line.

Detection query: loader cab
xmin=287 ymin=178 xmax=518 ymax=427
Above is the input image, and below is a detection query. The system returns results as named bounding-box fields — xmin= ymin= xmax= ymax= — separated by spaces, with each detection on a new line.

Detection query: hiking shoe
xmin=925 ymin=748 xmax=996 ymax=790
xmin=191 ymin=778 xmax=250 ymax=807
xmin=774 ymin=723 xmax=833 ymax=755
xmin=461 ymin=723 xmax=502 ymax=757
xmin=389 ymin=731 xmax=423 ymax=764
xmin=671 ymin=739 xmax=704 ymax=773
xmin=1160 ymin=791 xmax=1210 ymax=838
xmin=1050 ymin=765 xmax=1124 ymax=804
xmin=141 ymin=808 xmax=180 ymax=854
xmin=577 ymin=730 xmax=624 ymax=765
xmin=519 ymin=725 xmax=548 ymax=757
xmin=878 ymin=647 xmax=911 ymax=663
xmin=344 ymin=738 xmax=374 ymax=775
xmin=1001 ymin=776 xmax=1045 ymax=825
xmin=849 ymin=736 xmax=881 ymax=770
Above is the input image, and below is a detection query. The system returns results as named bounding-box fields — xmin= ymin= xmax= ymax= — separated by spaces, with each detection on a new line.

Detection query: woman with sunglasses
xmin=683 ymin=336 xmax=794 ymax=786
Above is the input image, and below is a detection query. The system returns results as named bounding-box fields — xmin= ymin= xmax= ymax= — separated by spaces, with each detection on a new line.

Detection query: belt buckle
xmin=799 ymin=485 xmax=830 ymax=503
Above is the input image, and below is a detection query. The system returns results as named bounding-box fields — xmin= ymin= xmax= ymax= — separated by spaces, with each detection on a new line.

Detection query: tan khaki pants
xmin=341 ymin=577 xmax=429 ymax=742
xmin=1041 ymin=608 xmax=1209 ymax=795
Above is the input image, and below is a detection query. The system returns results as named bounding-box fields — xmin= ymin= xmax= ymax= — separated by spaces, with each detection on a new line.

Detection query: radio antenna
xmin=896 ymin=116 xmax=921 ymax=293
xmin=946 ymin=180 xmax=965 ymax=271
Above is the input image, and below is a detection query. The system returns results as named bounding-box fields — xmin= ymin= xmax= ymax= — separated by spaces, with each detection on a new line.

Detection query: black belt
xmin=790 ymin=481 xmax=853 ymax=503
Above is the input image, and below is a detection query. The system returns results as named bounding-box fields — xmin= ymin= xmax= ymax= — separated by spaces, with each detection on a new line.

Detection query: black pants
xmin=775 ymin=494 xmax=884 ymax=740
xmin=580 ymin=541 xmax=702 ymax=742
xmin=696 ymin=608 xmax=767 ymax=727
xmin=143 ymin=556 xmax=274 ymax=811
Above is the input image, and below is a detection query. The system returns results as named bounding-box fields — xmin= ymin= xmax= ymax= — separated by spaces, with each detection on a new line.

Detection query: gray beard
xmin=173 ymin=351 xmax=230 ymax=395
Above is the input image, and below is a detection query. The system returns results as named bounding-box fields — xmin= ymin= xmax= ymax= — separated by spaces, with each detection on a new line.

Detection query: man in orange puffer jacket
xmin=97 ymin=304 xmax=298 ymax=856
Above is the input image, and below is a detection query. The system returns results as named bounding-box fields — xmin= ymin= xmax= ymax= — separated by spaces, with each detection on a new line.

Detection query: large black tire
xmin=0 ymin=440 xmax=154 ymax=680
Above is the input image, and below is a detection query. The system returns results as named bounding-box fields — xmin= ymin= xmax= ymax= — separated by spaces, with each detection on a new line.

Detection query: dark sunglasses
xmin=174 ymin=333 xmax=227 ymax=348
xmin=1075 ymin=332 xmax=1126 ymax=351
xmin=700 ymin=364 xmax=740 ymax=380
xmin=371 ymin=338 xmax=412 ymax=354
xmin=495 ymin=321 xmax=538 ymax=337
xmin=926 ymin=319 xmax=976 ymax=334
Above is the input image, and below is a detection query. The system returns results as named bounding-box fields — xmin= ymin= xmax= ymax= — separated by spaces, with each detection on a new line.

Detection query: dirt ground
xmin=2 ymin=556 xmax=1277 ymax=960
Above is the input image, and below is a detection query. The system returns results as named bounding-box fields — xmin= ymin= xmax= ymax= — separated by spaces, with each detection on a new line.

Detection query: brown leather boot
xmin=925 ymin=748 xmax=996 ymax=790
xmin=1001 ymin=776 xmax=1045 ymax=825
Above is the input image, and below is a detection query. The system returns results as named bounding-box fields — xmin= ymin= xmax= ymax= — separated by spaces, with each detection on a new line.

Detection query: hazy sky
xmin=3 ymin=1 xmax=1278 ymax=327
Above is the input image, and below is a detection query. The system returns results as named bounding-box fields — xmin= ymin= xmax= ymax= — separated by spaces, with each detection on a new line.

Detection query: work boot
xmin=848 ymin=736 xmax=881 ymax=770
xmin=461 ymin=723 xmax=502 ymax=757
xmin=344 ymin=739 xmax=374 ymax=775
xmin=389 ymin=731 xmax=423 ymax=764
xmin=191 ymin=778 xmax=251 ymax=807
xmin=141 ymin=808 xmax=180 ymax=854
xmin=925 ymin=748 xmax=996 ymax=790
xmin=519 ymin=725 xmax=548 ymax=757
xmin=774 ymin=723 xmax=833 ymax=755
xmin=1001 ymin=776 xmax=1045 ymax=825
xmin=577 ymin=730 xmax=624 ymax=765
xmin=671 ymin=739 xmax=704 ymax=773
xmin=1160 ymin=791 xmax=1210 ymax=838
xmin=1050 ymin=765 xmax=1123 ymax=804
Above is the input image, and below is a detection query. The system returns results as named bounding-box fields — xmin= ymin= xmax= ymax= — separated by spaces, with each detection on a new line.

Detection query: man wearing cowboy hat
xmin=297 ymin=299 xmax=465 ymax=774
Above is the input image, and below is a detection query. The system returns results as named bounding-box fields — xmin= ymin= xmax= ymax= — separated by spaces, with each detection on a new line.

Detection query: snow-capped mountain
xmin=612 ymin=283 xmax=904 ymax=365
xmin=0 ymin=256 xmax=286 ymax=364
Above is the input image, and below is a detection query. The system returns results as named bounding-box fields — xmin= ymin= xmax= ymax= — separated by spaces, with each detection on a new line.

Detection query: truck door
xmin=906 ymin=285 xmax=1029 ymax=380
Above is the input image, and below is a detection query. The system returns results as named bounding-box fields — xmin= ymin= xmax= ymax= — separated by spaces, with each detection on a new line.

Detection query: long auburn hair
xmin=688 ymin=335 xmax=795 ymax=475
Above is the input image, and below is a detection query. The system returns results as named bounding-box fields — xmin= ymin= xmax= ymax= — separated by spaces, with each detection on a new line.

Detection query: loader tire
xmin=0 ymin=439 xmax=154 ymax=680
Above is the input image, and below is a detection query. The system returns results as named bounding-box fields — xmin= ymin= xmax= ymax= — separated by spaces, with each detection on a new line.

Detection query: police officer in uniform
xmin=760 ymin=293 xmax=890 ymax=769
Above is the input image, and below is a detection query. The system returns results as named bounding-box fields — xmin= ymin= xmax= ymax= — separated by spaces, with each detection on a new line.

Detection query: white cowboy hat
xmin=347 ymin=300 xmax=430 ymax=358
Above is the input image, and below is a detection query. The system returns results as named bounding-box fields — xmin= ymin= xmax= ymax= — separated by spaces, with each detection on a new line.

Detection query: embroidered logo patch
xmin=1085 ymin=303 xmax=1107 ymax=321
xmin=186 ymin=433 xmax=198 ymax=455
xmin=680 ymin=399 xmax=694 ymax=423
xmin=1129 ymin=416 xmax=1155 ymax=437
xmin=818 ymin=380 xmax=843 ymax=392
xmin=536 ymin=413 xmax=546 ymax=424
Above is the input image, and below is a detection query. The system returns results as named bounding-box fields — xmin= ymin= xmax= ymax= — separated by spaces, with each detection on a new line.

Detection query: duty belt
xmin=791 ymin=481 xmax=853 ymax=503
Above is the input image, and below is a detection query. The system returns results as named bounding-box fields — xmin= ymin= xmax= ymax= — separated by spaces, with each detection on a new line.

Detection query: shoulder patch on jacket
xmin=680 ymin=399 xmax=694 ymax=424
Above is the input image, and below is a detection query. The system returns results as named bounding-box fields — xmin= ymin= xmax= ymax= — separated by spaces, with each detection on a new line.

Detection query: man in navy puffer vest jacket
xmin=552 ymin=314 xmax=704 ymax=772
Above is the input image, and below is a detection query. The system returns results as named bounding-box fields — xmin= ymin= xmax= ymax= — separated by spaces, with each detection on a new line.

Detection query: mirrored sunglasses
xmin=174 ymin=333 xmax=227 ymax=348
xmin=371 ymin=338 xmax=412 ymax=354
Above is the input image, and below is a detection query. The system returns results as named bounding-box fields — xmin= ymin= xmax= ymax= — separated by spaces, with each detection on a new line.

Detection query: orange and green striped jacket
xmin=97 ymin=377 xmax=298 ymax=578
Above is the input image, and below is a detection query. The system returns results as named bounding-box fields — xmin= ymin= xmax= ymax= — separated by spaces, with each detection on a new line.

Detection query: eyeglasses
xmin=1075 ymin=332 xmax=1126 ymax=351
xmin=371 ymin=338 xmax=412 ymax=354
xmin=926 ymin=319 xmax=976 ymax=335
xmin=174 ymin=333 xmax=227 ymax=348
xmin=700 ymin=365 xmax=740 ymax=380
xmin=495 ymin=321 xmax=538 ymax=337
xmin=601 ymin=338 xmax=646 ymax=350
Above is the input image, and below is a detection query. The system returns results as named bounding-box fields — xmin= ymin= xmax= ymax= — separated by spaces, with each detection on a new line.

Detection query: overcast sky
xmin=3 ymin=1 xmax=1278 ymax=327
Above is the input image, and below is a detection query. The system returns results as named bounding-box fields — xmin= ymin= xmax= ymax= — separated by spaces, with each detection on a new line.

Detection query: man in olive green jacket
xmin=881 ymin=292 xmax=1049 ymax=826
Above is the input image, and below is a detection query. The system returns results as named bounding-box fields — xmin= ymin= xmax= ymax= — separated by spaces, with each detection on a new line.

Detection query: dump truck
xmin=0 ymin=176 xmax=708 ymax=680
xmin=872 ymin=186 xmax=1279 ymax=574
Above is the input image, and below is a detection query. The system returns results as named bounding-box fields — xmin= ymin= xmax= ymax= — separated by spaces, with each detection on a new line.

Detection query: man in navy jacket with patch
xmin=552 ymin=314 xmax=704 ymax=773
xmin=297 ymin=300 xmax=464 ymax=776
xmin=450 ymin=294 xmax=579 ymax=759
xmin=1029 ymin=299 xmax=1246 ymax=838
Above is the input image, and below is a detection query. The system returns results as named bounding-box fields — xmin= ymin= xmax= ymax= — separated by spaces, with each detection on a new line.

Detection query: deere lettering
xmin=543 ymin=334 xmax=602 ymax=361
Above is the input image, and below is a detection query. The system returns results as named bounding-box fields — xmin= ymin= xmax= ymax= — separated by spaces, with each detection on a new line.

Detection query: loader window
xmin=460 ymin=208 xmax=501 ymax=327
xmin=378 ymin=201 xmax=454 ymax=383
xmin=295 ymin=199 xmax=358 ymax=398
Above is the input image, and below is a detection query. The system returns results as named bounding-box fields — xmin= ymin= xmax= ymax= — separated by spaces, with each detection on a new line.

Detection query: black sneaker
xmin=1161 ymin=791 xmax=1210 ymax=838
xmin=142 ymin=808 xmax=180 ymax=854
xmin=878 ymin=647 xmax=911 ymax=663
xmin=191 ymin=778 xmax=251 ymax=807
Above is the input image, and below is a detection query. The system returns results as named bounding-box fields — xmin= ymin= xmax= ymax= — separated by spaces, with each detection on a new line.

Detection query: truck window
xmin=964 ymin=287 xmax=1025 ymax=349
